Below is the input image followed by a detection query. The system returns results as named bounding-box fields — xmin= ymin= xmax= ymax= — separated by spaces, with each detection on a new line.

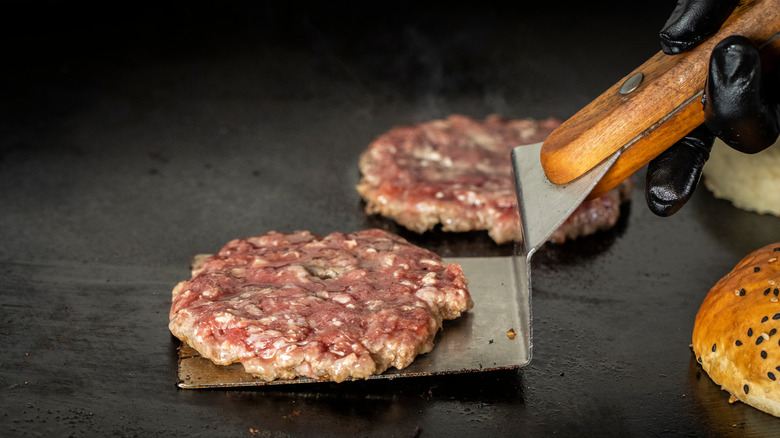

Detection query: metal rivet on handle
xmin=619 ymin=72 xmax=644 ymax=95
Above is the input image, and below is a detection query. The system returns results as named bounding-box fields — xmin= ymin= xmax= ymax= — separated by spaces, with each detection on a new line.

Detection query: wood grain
xmin=538 ymin=0 xmax=780 ymax=198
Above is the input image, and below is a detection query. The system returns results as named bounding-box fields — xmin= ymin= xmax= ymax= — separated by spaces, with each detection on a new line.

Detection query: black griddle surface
xmin=2 ymin=1 xmax=780 ymax=436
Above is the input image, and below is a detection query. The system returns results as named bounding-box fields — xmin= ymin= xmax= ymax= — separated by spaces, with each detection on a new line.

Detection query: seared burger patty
xmin=357 ymin=114 xmax=632 ymax=244
xmin=169 ymin=229 xmax=472 ymax=383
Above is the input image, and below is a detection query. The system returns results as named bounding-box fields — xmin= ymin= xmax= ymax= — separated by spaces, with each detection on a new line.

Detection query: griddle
xmin=3 ymin=1 xmax=780 ymax=436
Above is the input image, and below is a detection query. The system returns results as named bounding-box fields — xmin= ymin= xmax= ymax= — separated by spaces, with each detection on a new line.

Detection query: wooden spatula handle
xmin=539 ymin=0 xmax=780 ymax=199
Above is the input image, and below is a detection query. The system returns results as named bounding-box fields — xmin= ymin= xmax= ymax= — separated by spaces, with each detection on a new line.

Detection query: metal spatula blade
xmin=508 ymin=143 xmax=623 ymax=365
xmin=511 ymin=142 xmax=623 ymax=258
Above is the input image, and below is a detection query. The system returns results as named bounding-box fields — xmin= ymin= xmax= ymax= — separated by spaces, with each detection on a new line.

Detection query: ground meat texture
xmin=356 ymin=114 xmax=633 ymax=244
xmin=168 ymin=229 xmax=472 ymax=383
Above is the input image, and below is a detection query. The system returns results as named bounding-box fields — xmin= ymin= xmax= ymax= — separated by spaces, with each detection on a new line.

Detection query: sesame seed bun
xmin=702 ymin=139 xmax=780 ymax=216
xmin=692 ymin=242 xmax=780 ymax=416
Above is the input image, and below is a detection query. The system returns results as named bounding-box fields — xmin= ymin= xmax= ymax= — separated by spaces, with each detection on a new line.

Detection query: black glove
xmin=644 ymin=0 xmax=780 ymax=216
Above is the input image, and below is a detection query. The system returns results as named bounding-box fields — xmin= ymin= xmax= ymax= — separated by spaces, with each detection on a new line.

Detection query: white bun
xmin=692 ymin=242 xmax=780 ymax=416
xmin=702 ymin=139 xmax=780 ymax=216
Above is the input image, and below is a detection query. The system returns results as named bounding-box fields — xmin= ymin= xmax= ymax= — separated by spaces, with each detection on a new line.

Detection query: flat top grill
xmin=2 ymin=1 xmax=779 ymax=436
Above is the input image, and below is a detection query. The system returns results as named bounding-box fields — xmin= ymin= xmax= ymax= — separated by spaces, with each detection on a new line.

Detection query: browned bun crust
xmin=692 ymin=242 xmax=780 ymax=416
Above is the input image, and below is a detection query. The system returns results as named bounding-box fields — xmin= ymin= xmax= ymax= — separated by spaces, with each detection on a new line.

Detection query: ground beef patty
xmin=169 ymin=229 xmax=472 ymax=383
xmin=357 ymin=114 xmax=633 ymax=244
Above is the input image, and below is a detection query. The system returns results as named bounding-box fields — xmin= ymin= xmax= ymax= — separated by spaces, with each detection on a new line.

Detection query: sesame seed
xmin=765 ymin=288 xmax=772 ymax=296
xmin=771 ymin=329 xmax=777 ymax=336
xmin=775 ymin=289 xmax=779 ymax=296
xmin=744 ymin=384 xmax=750 ymax=394
xmin=763 ymin=316 xmax=769 ymax=323
xmin=774 ymin=314 xmax=780 ymax=320
xmin=755 ymin=267 xmax=762 ymax=273
xmin=740 ymin=288 xmax=746 ymax=296
xmin=770 ymin=372 xmax=777 ymax=381
xmin=712 ymin=344 xmax=717 ymax=352
xmin=748 ymin=328 xmax=754 ymax=336
xmin=736 ymin=340 xmax=743 ymax=346
xmin=770 ymin=257 xmax=778 ymax=263
xmin=762 ymin=351 xmax=768 ymax=359
xmin=773 ymin=298 xmax=779 ymax=303
xmin=774 ymin=247 xmax=780 ymax=252
xmin=757 ymin=336 xmax=765 ymax=345
xmin=776 ymin=366 xmax=780 ymax=372
xmin=735 ymin=289 xmax=742 ymax=296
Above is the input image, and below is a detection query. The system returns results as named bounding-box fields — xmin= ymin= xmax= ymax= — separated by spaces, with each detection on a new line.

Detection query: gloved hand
xmin=644 ymin=0 xmax=780 ymax=216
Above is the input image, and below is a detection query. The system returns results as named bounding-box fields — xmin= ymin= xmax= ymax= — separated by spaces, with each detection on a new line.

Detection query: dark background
xmin=2 ymin=1 xmax=780 ymax=436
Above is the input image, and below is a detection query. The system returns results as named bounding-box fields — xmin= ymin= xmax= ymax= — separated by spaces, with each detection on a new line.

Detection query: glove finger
xmin=659 ymin=0 xmax=738 ymax=54
xmin=645 ymin=125 xmax=715 ymax=217
xmin=704 ymin=35 xmax=780 ymax=153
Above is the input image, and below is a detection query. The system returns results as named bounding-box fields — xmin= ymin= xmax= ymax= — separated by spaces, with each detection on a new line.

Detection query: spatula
xmin=176 ymin=1 xmax=779 ymax=388
xmin=512 ymin=0 xmax=780 ymax=330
